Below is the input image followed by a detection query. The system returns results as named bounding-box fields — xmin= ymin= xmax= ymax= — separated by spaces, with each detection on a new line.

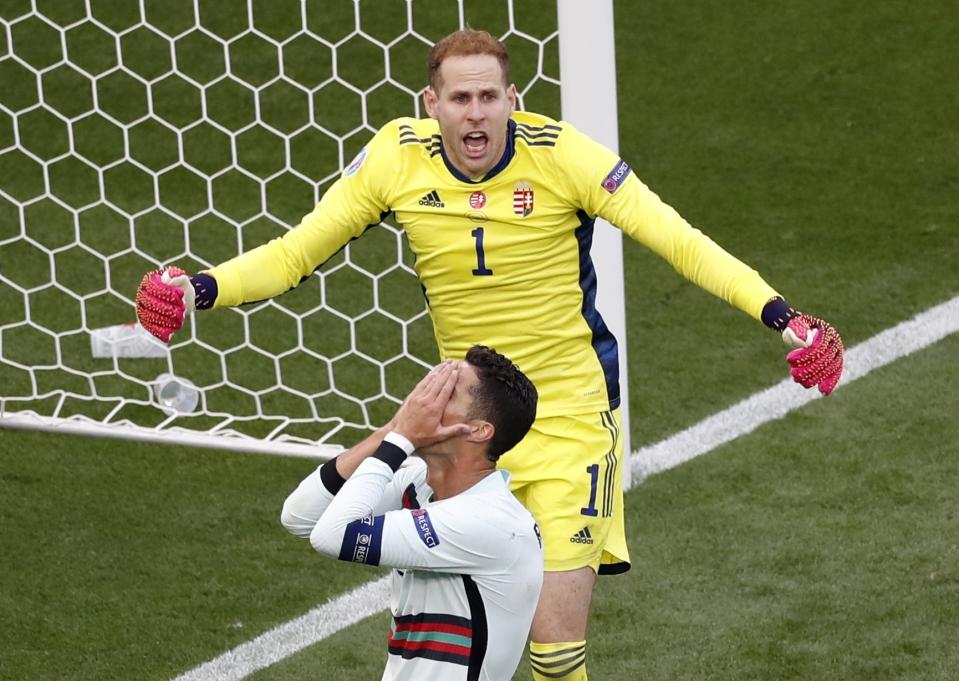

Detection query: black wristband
xmin=761 ymin=298 xmax=801 ymax=332
xmin=190 ymin=273 xmax=218 ymax=310
xmin=372 ymin=441 xmax=408 ymax=472
xmin=319 ymin=456 xmax=347 ymax=495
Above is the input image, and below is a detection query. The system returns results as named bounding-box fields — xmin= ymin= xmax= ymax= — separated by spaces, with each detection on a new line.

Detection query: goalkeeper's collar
xmin=439 ymin=119 xmax=517 ymax=185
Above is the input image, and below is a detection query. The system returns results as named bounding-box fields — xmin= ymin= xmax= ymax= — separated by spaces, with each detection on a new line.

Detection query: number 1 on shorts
xmin=581 ymin=463 xmax=599 ymax=517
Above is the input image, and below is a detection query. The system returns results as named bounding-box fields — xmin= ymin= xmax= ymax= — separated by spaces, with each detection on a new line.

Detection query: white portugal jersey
xmin=282 ymin=454 xmax=544 ymax=681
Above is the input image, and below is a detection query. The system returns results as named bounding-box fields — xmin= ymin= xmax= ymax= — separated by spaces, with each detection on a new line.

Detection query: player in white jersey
xmin=282 ymin=346 xmax=543 ymax=681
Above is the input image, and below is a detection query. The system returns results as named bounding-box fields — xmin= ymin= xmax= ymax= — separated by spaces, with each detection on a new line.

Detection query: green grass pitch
xmin=2 ymin=1 xmax=958 ymax=679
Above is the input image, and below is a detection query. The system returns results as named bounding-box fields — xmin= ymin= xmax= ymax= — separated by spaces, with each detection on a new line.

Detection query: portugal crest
xmin=512 ymin=181 xmax=534 ymax=217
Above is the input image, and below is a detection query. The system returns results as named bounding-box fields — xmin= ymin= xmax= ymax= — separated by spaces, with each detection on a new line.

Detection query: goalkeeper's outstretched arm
xmin=554 ymin=122 xmax=846 ymax=396
xmin=135 ymin=122 xmax=396 ymax=342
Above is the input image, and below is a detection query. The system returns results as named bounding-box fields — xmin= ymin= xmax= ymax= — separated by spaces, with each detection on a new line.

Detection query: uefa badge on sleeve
xmin=343 ymin=146 xmax=368 ymax=177
xmin=512 ymin=181 xmax=534 ymax=217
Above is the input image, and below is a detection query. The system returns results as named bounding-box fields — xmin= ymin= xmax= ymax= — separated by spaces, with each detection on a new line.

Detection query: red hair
xmin=427 ymin=29 xmax=510 ymax=91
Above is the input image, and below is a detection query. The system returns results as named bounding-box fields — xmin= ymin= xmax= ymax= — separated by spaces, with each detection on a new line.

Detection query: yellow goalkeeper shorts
xmin=500 ymin=409 xmax=630 ymax=574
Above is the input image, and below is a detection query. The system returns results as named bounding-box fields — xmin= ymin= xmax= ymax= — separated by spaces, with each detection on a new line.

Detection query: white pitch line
xmin=171 ymin=575 xmax=391 ymax=681
xmin=172 ymin=293 xmax=959 ymax=681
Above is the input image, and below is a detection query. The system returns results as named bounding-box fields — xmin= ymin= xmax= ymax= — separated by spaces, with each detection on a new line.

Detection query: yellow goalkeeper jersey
xmin=209 ymin=112 xmax=780 ymax=418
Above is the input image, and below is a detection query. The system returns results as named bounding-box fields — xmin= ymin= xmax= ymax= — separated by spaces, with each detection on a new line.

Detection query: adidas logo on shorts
xmin=569 ymin=527 xmax=593 ymax=545
xmin=418 ymin=190 xmax=445 ymax=208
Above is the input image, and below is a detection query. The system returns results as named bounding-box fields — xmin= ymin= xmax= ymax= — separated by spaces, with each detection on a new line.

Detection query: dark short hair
xmin=427 ymin=28 xmax=510 ymax=91
xmin=464 ymin=345 xmax=537 ymax=462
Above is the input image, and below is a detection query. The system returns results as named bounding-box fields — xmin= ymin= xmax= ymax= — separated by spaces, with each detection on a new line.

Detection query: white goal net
xmin=0 ymin=0 xmax=622 ymax=457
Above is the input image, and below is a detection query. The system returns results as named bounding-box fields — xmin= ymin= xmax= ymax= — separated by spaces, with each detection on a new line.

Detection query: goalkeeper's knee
xmin=529 ymin=640 xmax=588 ymax=681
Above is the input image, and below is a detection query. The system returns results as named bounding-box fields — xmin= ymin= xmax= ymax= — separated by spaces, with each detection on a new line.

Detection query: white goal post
xmin=557 ymin=0 xmax=630 ymax=465
xmin=0 ymin=0 xmax=627 ymax=461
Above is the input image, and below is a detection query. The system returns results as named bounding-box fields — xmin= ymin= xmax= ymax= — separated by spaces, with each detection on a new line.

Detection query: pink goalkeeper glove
xmin=782 ymin=315 xmax=844 ymax=395
xmin=135 ymin=266 xmax=196 ymax=343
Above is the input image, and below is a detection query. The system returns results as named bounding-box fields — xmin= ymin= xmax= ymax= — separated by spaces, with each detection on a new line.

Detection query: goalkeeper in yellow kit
xmin=137 ymin=29 xmax=844 ymax=681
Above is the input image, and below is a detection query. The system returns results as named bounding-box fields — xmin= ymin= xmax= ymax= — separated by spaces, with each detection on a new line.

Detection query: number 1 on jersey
xmin=471 ymin=227 xmax=493 ymax=276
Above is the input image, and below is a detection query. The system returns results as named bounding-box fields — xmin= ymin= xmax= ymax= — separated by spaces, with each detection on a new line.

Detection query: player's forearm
xmin=309 ymin=439 xmax=409 ymax=557
xmin=204 ymin=245 xmax=281 ymax=309
xmin=280 ymin=466 xmax=335 ymax=538
xmin=206 ymin=234 xmax=320 ymax=308
xmin=332 ymin=423 xmax=397 ymax=480
xmin=280 ymin=425 xmax=401 ymax=537
xmin=675 ymin=235 xmax=781 ymax=320
xmin=611 ymin=182 xmax=780 ymax=319
xmin=207 ymin=192 xmax=377 ymax=308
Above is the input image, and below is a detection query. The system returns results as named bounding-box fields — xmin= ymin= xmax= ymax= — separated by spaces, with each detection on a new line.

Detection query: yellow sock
xmin=529 ymin=640 xmax=588 ymax=681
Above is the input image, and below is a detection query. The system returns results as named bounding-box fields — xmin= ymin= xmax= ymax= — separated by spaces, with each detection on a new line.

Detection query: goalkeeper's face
xmin=424 ymin=54 xmax=517 ymax=180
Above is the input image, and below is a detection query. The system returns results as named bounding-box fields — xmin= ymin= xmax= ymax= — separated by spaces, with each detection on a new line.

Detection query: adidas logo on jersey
xmin=569 ymin=527 xmax=593 ymax=544
xmin=418 ymin=190 xmax=445 ymax=208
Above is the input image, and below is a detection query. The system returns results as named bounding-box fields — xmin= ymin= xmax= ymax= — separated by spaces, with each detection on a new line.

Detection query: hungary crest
xmin=512 ymin=181 xmax=534 ymax=217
